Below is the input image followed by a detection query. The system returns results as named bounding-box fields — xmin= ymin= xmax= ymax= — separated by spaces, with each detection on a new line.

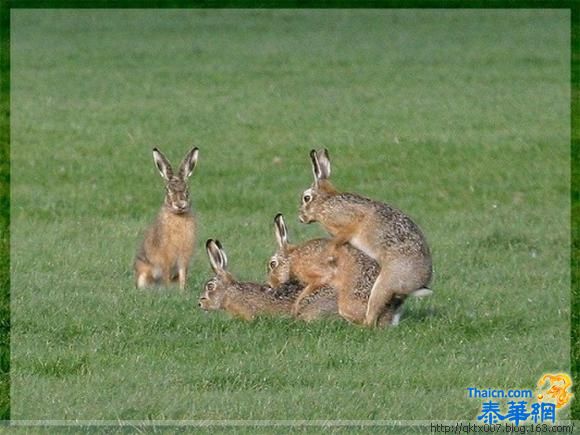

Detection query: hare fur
xmin=199 ymin=240 xmax=337 ymax=321
xmin=268 ymin=213 xmax=428 ymax=326
xmin=298 ymin=149 xmax=433 ymax=327
xmin=134 ymin=147 xmax=198 ymax=290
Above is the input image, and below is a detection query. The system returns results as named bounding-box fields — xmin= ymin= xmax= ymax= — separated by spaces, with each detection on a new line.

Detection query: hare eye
xmin=269 ymin=260 xmax=277 ymax=270
xmin=303 ymin=194 xmax=311 ymax=203
xmin=206 ymin=282 xmax=215 ymax=291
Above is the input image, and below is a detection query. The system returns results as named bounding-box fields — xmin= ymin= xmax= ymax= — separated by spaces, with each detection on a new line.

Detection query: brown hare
xmin=134 ymin=146 xmax=198 ymax=290
xmin=199 ymin=239 xmax=337 ymax=321
xmin=268 ymin=214 xmax=429 ymax=326
xmin=267 ymin=213 xmax=338 ymax=317
xmin=298 ymin=149 xmax=433 ymax=327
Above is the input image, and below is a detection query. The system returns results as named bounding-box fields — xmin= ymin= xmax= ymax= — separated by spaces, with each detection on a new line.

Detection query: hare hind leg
xmin=378 ymin=295 xmax=407 ymax=327
xmin=364 ymin=269 xmax=409 ymax=327
xmin=135 ymin=259 xmax=155 ymax=289
xmin=336 ymin=291 xmax=367 ymax=325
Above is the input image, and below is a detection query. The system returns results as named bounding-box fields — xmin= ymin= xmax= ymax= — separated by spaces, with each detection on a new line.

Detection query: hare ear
xmin=310 ymin=149 xmax=322 ymax=184
xmin=274 ymin=213 xmax=288 ymax=249
xmin=316 ymin=149 xmax=331 ymax=179
xmin=206 ymin=239 xmax=224 ymax=274
xmin=153 ymin=148 xmax=173 ymax=180
xmin=214 ymin=240 xmax=228 ymax=270
xmin=178 ymin=147 xmax=199 ymax=179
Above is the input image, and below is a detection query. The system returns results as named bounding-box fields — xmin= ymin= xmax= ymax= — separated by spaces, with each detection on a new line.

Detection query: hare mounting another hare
xmin=298 ymin=149 xmax=433 ymax=327
xmin=268 ymin=213 xmax=429 ymax=327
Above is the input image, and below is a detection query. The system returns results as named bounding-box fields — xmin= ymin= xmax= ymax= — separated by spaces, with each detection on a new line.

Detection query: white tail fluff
xmin=390 ymin=305 xmax=404 ymax=326
xmin=409 ymin=288 xmax=433 ymax=298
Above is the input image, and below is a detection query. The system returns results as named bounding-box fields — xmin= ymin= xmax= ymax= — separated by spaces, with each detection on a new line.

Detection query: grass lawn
xmin=9 ymin=10 xmax=570 ymax=422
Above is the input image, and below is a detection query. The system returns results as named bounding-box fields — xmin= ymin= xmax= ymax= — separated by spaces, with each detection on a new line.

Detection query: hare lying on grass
xmin=199 ymin=239 xmax=337 ymax=321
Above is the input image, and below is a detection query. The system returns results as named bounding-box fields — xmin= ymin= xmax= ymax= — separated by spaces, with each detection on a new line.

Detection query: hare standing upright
xmin=134 ymin=146 xmax=199 ymax=290
xmin=298 ymin=149 xmax=432 ymax=327
xmin=199 ymin=239 xmax=337 ymax=321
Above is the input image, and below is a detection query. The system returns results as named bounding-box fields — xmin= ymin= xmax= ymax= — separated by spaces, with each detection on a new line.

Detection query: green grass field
xmin=9 ymin=10 xmax=570 ymax=422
